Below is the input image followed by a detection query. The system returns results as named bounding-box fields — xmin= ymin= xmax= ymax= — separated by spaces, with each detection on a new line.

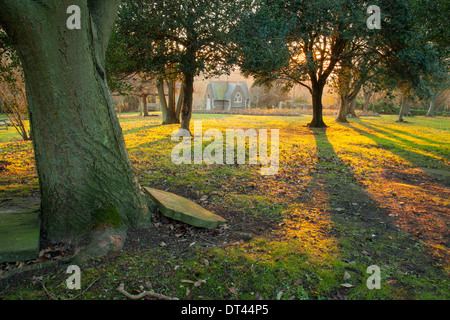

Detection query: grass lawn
xmin=0 ymin=113 xmax=449 ymax=300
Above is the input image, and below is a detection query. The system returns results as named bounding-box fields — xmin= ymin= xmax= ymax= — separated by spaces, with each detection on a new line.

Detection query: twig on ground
xmin=68 ymin=277 xmax=100 ymax=300
xmin=116 ymin=283 xmax=179 ymax=300
xmin=41 ymin=282 xmax=57 ymax=300
xmin=39 ymin=277 xmax=100 ymax=300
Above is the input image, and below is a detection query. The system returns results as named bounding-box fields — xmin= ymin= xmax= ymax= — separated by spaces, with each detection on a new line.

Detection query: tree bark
xmin=142 ymin=94 xmax=149 ymax=117
xmin=426 ymin=98 xmax=436 ymax=117
xmin=347 ymin=96 xmax=357 ymax=118
xmin=308 ymin=80 xmax=327 ymax=128
xmin=336 ymin=94 xmax=358 ymax=123
xmin=180 ymin=40 xmax=196 ymax=133
xmin=166 ymin=79 xmax=179 ymax=124
xmin=363 ymin=89 xmax=372 ymax=112
xmin=157 ymin=78 xmax=178 ymax=125
xmin=398 ymin=98 xmax=408 ymax=122
xmin=336 ymin=94 xmax=349 ymax=123
xmin=0 ymin=0 xmax=155 ymax=244
xmin=181 ymin=73 xmax=195 ymax=132
xmin=168 ymin=80 xmax=176 ymax=116
xmin=157 ymin=78 xmax=168 ymax=120
xmin=175 ymin=82 xmax=185 ymax=123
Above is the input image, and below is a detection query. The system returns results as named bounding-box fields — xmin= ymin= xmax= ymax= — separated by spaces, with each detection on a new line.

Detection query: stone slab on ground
xmin=144 ymin=187 xmax=227 ymax=229
xmin=0 ymin=205 xmax=40 ymax=263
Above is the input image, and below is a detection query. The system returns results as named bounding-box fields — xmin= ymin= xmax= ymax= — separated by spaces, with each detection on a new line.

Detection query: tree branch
xmin=297 ymin=81 xmax=313 ymax=94
xmin=116 ymin=283 xmax=179 ymax=300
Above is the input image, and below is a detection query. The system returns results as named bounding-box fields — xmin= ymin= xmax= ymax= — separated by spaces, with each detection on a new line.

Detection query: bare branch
xmin=116 ymin=283 xmax=179 ymax=301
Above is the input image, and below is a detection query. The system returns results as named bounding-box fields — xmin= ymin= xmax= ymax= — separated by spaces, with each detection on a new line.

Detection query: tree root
xmin=116 ymin=283 xmax=179 ymax=300
xmin=72 ymin=227 xmax=127 ymax=264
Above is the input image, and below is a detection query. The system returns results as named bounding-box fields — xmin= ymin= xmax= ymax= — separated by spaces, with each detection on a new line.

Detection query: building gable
xmin=205 ymin=81 xmax=250 ymax=109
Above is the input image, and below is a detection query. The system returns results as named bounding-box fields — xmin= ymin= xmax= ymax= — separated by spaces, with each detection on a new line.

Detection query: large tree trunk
xmin=180 ymin=42 xmax=195 ymax=133
xmin=336 ymin=94 xmax=358 ymax=123
xmin=308 ymin=80 xmax=327 ymax=128
xmin=336 ymin=94 xmax=350 ymax=123
xmin=168 ymin=80 xmax=176 ymax=117
xmin=157 ymin=78 xmax=178 ymax=125
xmin=398 ymin=98 xmax=408 ymax=122
xmin=363 ymin=89 xmax=372 ymax=112
xmin=347 ymin=96 xmax=358 ymax=118
xmin=336 ymin=71 xmax=361 ymax=123
xmin=142 ymin=94 xmax=149 ymax=117
xmin=306 ymin=36 xmax=346 ymax=128
xmin=426 ymin=98 xmax=436 ymax=117
xmin=0 ymin=0 xmax=155 ymax=244
xmin=175 ymin=82 xmax=185 ymax=123
xmin=181 ymin=74 xmax=195 ymax=132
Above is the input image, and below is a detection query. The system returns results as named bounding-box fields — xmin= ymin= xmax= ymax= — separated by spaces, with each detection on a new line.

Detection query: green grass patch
xmin=1 ymin=114 xmax=449 ymax=300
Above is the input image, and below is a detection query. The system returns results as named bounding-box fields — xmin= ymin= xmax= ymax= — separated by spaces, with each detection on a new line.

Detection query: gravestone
xmin=0 ymin=204 xmax=40 ymax=263
xmin=144 ymin=187 xmax=226 ymax=229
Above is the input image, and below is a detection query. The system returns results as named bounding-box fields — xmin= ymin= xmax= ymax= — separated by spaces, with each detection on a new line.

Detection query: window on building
xmin=234 ymin=92 xmax=242 ymax=104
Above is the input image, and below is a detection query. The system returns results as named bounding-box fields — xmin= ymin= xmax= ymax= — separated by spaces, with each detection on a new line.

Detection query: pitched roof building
xmin=205 ymin=81 xmax=250 ymax=110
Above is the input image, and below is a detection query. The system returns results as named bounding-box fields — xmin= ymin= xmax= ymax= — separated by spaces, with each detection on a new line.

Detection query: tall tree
xmin=411 ymin=0 xmax=449 ymax=117
xmin=236 ymin=0 xmax=363 ymax=127
xmin=0 ymin=0 xmax=155 ymax=245
xmin=114 ymin=0 xmax=239 ymax=132
xmin=156 ymin=77 xmax=185 ymax=124
xmin=374 ymin=0 xmax=448 ymax=122
xmin=236 ymin=0 xmax=447 ymax=127
xmin=106 ymin=27 xmax=183 ymax=122
xmin=332 ymin=44 xmax=379 ymax=123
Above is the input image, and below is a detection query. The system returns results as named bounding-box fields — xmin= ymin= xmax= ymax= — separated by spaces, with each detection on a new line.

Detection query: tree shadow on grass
xmin=306 ymin=127 xmax=448 ymax=298
xmin=349 ymin=119 xmax=449 ymax=171
xmin=344 ymin=120 xmax=449 ymax=263
xmin=128 ymin=136 xmax=172 ymax=151
xmin=122 ymin=124 xmax=164 ymax=135
xmin=361 ymin=119 xmax=450 ymax=147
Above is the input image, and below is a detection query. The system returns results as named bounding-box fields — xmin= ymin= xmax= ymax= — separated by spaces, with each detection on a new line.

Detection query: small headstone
xmin=144 ymin=188 xmax=227 ymax=229
xmin=0 ymin=205 xmax=40 ymax=263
